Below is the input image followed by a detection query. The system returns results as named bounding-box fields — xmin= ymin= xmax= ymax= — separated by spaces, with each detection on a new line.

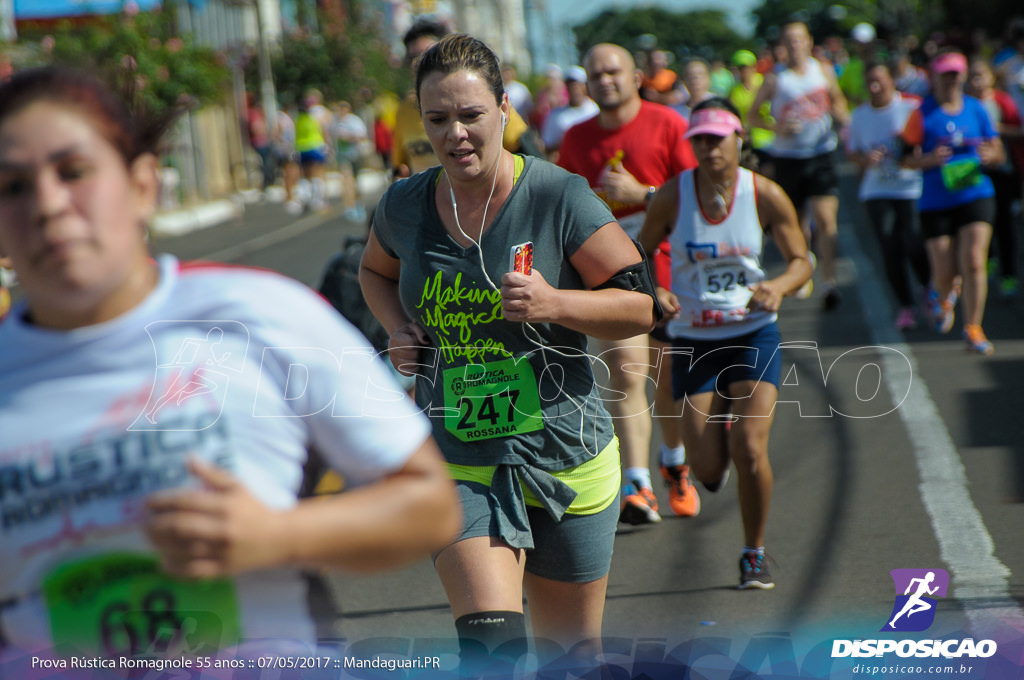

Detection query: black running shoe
xmin=703 ymin=467 xmax=730 ymax=493
xmin=738 ymin=552 xmax=775 ymax=590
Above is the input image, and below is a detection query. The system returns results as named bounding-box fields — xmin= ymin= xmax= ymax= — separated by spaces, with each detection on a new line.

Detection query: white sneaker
xmin=284 ymin=201 xmax=303 ymax=215
xmin=795 ymin=252 xmax=816 ymax=300
xmin=344 ymin=205 xmax=367 ymax=222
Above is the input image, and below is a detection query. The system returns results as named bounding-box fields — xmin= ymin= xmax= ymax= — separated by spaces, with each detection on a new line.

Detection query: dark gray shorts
xmin=451 ymin=479 xmax=618 ymax=583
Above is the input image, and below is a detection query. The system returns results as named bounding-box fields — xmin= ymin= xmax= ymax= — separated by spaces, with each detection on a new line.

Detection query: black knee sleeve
xmin=455 ymin=610 xmax=527 ymax=677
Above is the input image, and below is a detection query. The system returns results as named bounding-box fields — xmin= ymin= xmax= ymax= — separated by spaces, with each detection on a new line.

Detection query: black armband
xmin=897 ymin=137 xmax=915 ymax=160
xmin=593 ymin=239 xmax=665 ymax=322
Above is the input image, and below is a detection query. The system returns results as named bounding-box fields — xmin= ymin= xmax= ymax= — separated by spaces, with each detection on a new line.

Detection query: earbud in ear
xmin=736 ymin=136 xmax=744 ymax=152
xmin=501 ymin=112 xmax=507 ymax=129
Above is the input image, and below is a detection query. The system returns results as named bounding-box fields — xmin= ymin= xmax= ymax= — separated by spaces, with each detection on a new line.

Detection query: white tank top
xmin=667 ymin=168 xmax=776 ymax=340
xmin=770 ymin=57 xmax=837 ymax=158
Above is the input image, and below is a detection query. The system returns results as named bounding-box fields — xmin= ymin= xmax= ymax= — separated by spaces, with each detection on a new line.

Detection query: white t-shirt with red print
xmin=0 ymin=255 xmax=430 ymax=656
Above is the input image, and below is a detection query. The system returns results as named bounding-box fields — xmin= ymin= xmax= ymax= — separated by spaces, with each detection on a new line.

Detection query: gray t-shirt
xmin=373 ymin=156 xmax=616 ymax=473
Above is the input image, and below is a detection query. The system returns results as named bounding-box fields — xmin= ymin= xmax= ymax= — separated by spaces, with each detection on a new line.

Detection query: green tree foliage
xmin=750 ymin=0 xmax=945 ymax=46
xmin=16 ymin=7 xmax=230 ymax=120
xmin=573 ymin=7 xmax=747 ymax=64
xmin=750 ymin=0 xmax=857 ymax=42
xmin=940 ymin=0 xmax=1022 ymax=45
xmin=252 ymin=0 xmax=406 ymax=107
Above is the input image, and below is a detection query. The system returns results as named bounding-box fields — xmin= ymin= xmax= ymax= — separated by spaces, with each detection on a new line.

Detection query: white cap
xmin=565 ymin=65 xmax=587 ymax=82
xmin=851 ymin=22 xmax=876 ymax=44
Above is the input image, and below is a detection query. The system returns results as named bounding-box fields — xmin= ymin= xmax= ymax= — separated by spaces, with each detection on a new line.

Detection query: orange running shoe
xmin=620 ymin=482 xmax=661 ymax=524
xmin=963 ymin=324 xmax=994 ymax=356
xmin=661 ymin=464 xmax=701 ymax=517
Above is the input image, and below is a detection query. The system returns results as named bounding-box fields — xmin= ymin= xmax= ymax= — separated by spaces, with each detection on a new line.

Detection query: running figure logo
xmin=143 ymin=328 xmax=230 ymax=424
xmin=882 ymin=568 xmax=950 ymax=632
xmin=131 ymin=321 xmax=250 ymax=431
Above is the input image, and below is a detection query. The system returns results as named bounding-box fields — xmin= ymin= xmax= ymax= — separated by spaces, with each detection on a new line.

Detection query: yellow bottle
xmin=599 ymin=149 xmax=624 ymax=184
xmin=597 ymin=149 xmax=626 ymax=210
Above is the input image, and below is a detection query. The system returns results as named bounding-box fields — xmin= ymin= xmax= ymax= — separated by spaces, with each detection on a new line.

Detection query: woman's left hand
xmin=501 ymin=269 xmax=560 ymax=323
xmin=144 ymin=458 xmax=287 ymax=579
xmin=747 ymin=280 xmax=786 ymax=313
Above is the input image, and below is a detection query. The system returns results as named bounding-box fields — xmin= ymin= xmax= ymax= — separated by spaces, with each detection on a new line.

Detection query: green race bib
xmin=941 ymin=157 xmax=982 ymax=192
xmin=43 ymin=553 xmax=240 ymax=657
xmin=443 ymin=357 xmax=544 ymax=442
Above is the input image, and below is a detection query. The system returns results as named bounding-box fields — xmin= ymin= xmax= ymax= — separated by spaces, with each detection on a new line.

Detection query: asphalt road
xmin=150 ymin=165 xmax=1024 ymax=676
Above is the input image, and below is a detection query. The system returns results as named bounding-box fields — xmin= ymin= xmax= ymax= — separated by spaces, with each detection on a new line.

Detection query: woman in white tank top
xmin=639 ymin=98 xmax=812 ymax=590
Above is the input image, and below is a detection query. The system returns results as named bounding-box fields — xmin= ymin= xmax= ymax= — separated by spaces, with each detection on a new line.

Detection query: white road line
xmin=840 ymin=219 xmax=1024 ymax=635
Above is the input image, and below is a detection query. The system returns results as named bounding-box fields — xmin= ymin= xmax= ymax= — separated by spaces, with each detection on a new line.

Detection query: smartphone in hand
xmin=510 ymin=242 xmax=533 ymax=275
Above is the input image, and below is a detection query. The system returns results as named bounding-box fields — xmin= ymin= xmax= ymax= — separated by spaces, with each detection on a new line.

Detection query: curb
xmin=150 ymin=170 xmax=390 ymax=238
xmin=150 ymin=198 xmax=242 ymax=237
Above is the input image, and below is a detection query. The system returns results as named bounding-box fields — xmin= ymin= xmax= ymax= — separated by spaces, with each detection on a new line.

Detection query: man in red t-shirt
xmin=559 ymin=43 xmax=698 ymax=525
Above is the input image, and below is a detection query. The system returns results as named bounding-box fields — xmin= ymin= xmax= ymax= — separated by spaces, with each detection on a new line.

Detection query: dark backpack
xmin=318 ymin=236 xmax=390 ymax=352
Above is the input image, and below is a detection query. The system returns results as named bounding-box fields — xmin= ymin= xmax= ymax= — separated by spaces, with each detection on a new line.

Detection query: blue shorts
xmin=450 ymin=480 xmax=618 ymax=583
xmin=670 ymin=322 xmax=782 ymax=399
xmin=299 ymin=147 xmax=328 ymax=166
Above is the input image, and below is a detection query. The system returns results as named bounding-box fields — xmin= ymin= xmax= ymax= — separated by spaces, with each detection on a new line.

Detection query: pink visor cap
xmin=931 ymin=52 xmax=967 ymax=74
xmin=684 ymin=108 xmax=744 ymax=138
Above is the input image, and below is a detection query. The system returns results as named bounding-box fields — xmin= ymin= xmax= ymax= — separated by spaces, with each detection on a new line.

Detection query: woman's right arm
xmin=359 ymin=231 xmax=408 ymax=334
xmin=359 ymin=232 xmax=430 ymax=376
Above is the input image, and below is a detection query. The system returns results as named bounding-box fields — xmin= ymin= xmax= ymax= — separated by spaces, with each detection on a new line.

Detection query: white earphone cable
xmin=444 ymin=113 xmax=603 ymax=455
